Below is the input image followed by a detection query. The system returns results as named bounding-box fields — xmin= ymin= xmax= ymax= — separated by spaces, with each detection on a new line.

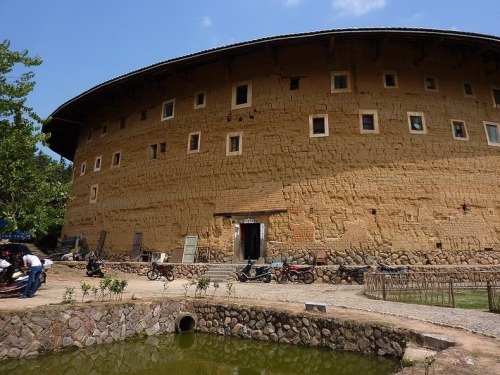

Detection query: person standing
xmin=19 ymin=254 xmax=43 ymax=298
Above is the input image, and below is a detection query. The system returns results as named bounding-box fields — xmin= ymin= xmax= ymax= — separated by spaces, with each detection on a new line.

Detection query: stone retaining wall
xmin=0 ymin=298 xmax=410 ymax=361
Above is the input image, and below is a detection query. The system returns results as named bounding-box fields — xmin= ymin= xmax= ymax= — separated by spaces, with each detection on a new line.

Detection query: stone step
xmin=202 ymin=265 xmax=237 ymax=281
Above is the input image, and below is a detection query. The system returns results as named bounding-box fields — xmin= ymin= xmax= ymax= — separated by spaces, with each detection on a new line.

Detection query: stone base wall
xmin=0 ymin=298 xmax=411 ymax=361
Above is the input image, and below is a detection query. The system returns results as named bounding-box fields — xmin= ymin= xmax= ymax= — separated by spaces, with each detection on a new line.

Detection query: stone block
xmin=305 ymin=302 xmax=328 ymax=312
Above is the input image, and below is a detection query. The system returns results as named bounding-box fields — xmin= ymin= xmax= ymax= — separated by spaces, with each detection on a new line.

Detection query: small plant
xmin=91 ymin=286 xmax=99 ymax=300
xmin=80 ymin=282 xmax=92 ymax=302
xmin=99 ymin=276 xmax=112 ymax=301
xmin=225 ymin=279 xmax=236 ymax=301
xmin=424 ymin=355 xmax=436 ymax=375
xmin=182 ymin=279 xmax=197 ymax=297
xmin=212 ymin=280 xmax=219 ymax=298
xmin=162 ymin=278 xmax=169 ymax=297
xmin=195 ymin=277 xmax=211 ymax=298
xmin=109 ymin=278 xmax=128 ymax=300
xmin=62 ymin=287 xmax=76 ymax=305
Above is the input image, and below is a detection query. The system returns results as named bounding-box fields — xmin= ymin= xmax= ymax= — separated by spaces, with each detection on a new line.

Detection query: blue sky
xmin=2 ymin=0 xmax=499 ymax=160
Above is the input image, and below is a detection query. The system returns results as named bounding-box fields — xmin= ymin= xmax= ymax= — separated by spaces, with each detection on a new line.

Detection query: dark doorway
xmin=241 ymin=223 xmax=260 ymax=260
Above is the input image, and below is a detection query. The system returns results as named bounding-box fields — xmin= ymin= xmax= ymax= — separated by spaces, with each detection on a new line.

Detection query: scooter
xmin=0 ymin=260 xmax=46 ymax=296
xmin=237 ymin=259 xmax=272 ymax=283
xmin=330 ymin=264 xmax=371 ymax=284
xmin=86 ymin=253 xmax=104 ymax=278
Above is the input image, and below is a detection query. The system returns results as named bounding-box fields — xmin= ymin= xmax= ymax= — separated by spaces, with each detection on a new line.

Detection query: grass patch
xmin=391 ymin=289 xmax=489 ymax=310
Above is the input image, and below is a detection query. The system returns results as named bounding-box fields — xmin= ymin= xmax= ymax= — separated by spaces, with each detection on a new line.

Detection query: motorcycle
xmin=276 ymin=259 xmax=315 ymax=284
xmin=86 ymin=253 xmax=105 ymax=278
xmin=237 ymin=259 xmax=272 ymax=283
xmin=147 ymin=262 xmax=175 ymax=281
xmin=0 ymin=260 xmax=47 ymax=296
xmin=330 ymin=264 xmax=371 ymax=285
xmin=376 ymin=260 xmax=409 ymax=274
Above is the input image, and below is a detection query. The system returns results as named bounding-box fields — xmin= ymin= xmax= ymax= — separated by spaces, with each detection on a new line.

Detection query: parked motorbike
xmin=147 ymin=262 xmax=175 ymax=281
xmin=0 ymin=260 xmax=47 ymax=296
xmin=276 ymin=259 xmax=315 ymax=284
xmin=376 ymin=260 xmax=409 ymax=274
xmin=237 ymin=259 xmax=272 ymax=283
xmin=86 ymin=253 xmax=105 ymax=278
xmin=330 ymin=264 xmax=371 ymax=285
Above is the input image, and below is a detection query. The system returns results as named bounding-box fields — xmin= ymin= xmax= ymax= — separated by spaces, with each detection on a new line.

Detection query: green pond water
xmin=1 ymin=333 xmax=398 ymax=375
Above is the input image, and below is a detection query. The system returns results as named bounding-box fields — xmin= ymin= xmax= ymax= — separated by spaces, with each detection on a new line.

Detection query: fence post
xmin=382 ymin=276 xmax=387 ymax=301
xmin=487 ymin=281 xmax=493 ymax=312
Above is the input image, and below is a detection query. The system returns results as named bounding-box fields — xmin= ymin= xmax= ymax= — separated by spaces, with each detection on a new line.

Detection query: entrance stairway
xmin=201 ymin=264 xmax=239 ymax=282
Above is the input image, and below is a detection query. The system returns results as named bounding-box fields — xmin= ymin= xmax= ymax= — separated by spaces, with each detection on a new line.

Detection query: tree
xmin=0 ymin=40 xmax=71 ymax=238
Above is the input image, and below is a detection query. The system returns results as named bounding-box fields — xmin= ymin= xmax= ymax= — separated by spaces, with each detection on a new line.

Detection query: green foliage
xmin=225 ymin=279 xmax=236 ymax=301
xmin=195 ymin=277 xmax=211 ymax=297
xmin=61 ymin=287 xmax=76 ymax=305
xmin=0 ymin=40 xmax=71 ymax=237
xmin=211 ymin=280 xmax=219 ymax=298
xmin=182 ymin=279 xmax=197 ymax=297
xmin=80 ymin=282 xmax=92 ymax=302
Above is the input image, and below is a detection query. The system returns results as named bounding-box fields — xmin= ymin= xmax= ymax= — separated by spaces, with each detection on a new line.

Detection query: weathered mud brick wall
xmin=57 ymin=31 xmax=499 ymax=263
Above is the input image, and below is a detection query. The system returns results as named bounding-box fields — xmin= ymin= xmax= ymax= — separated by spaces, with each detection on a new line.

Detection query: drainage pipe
xmin=175 ymin=312 xmax=197 ymax=333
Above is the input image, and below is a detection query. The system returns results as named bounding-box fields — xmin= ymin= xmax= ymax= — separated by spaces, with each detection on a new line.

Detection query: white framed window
xmin=161 ymin=99 xmax=175 ymax=120
xmin=94 ymin=156 xmax=102 ymax=171
xmin=111 ymin=151 xmax=121 ymax=168
xmin=101 ymin=123 xmax=108 ymax=137
xmin=359 ymin=110 xmax=379 ymax=134
xmin=149 ymin=144 xmax=158 ymax=160
xmin=194 ymin=91 xmax=206 ymax=109
xmin=383 ymin=71 xmax=398 ymax=88
xmin=90 ymin=184 xmax=99 ymax=204
xmin=424 ymin=76 xmax=438 ymax=92
xmin=309 ymin=114 xmax=329 ymax=137
xmin=492 ymin=88 xmax=500 ymax=108
xmin=188 ymin=131 xmax=201 ymax=153
xmin=330 ymin=71 xmax=351 ymax=93
xmin=484 ymin=121 xmax=500 ymax=146
xmin=226 ymin=132 xmax=243 ymax=156
xmin=463 ymin=82 xmax=474 ymax=98
xmin=231 ymin=81 xmax=252 ymax=109
xmin=407 ymin=112 xmax=427 ymax=134
xmin=451 ymin=120 xmax=468 ymax=141
xmin=80 ymin=162 xmax=86 ymax=176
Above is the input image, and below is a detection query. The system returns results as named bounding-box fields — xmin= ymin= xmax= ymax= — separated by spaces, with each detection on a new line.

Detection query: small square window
xmin=101 ymin=123 xmax=108 ymax=136
xmin=90 ymin=184 xmax=98 ymax=204
xmin=226 ymin=132 xmax=243 ymax=156
xmin=425 ymin=76 xmax=438 ymax=91
xmin=160 ymin=142 xmax=167 ymax=154
xmin=112 ymin=151 xmax=121 ymax=168
xmin=232 ymin=81 xmax=252 ymax=109
xmin=463 ymin=82 xmax=474 ymax=97
xmin=149 ymin=144 xmax=158 ymax=160
xmin=383 ymin=71 xmax=398 ymax=88
xmin=451 ymin=120 xmax=468 ymax=140
xmin=94 ymin=156 xmax=102 ymax=171
xmin=194 ymin=91 xmax=206 ymax=109
xmin=161 ymin=99 xmax=175 ymax=120
xmin=359 ymin=110 xmax=379 ymax=134
xmin=188 ymin=132 xmax=201 ymax=153
xmin=492 ymin=88 xmax=500 ymax=108
xmin=309 ymin=114 xmax=329 ymax=137
xmin=484 ymin=121 xmax=500 ymax=146
xmin=290 ymin=77 xmax=300 ymax=90
xmin=331 ymin=71 xmax=351 ymax=93
xmin=80 ymin=162 xmax=86 ymax=176
xmin=407 ymin=112 xmax=427 ymax=134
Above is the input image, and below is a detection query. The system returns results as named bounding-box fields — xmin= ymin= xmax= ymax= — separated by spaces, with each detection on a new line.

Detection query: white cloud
xmin=284 ymin=0 xmax=303 ymax=6
xmin=201 ymin=16 xmax=212 ymax=28
xmin=332 ymin=0 xmax=387 ymax=16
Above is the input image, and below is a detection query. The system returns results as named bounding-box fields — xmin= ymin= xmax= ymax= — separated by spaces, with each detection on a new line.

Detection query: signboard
xmin=182 ymin=235 xmax=198 ymax=263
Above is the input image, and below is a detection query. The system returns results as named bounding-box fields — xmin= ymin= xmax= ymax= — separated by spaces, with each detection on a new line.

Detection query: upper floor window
xmin=383 ymin=71 xmax=398 ymax=88
xmin=149 ymin=144 xmax=158 ymax=160
xmin=188 ymin=131 xmax=201 ymax=153
xmin=194 ymin=91 xmax=206 ymax=109
xmin=484 ymin=121 xmax=500 ymax=146
xmin=87 ymin=129 xmax=92 ymax=142
xmin=111 ymin=151 xmax=121 ymax=168
xmin=161 ymin=99 xmax=175 ymax=120
xmin=492 ymin=88 xmax=500 ymax=108
xmin=290 ymin=77 xmax=300 ymax=90
xmin=331 ymin=71 xmax=351 ymax=93
xmin=232 ymin=81 xmax=252 ymax=109
xmin=463 ymin=82 xmax=474 ymax=98
xmin=226 ymin=132 xmax=243 ymax=156
xmin=407 ymin=112 xmax=427 ymax=134
xmin=80 ymin=162 xmax=86 ymax=176
xmin=119 ymin=116 xmax=126 ymax=129
xmin=424 ymin=76 xmax=438 ymax=92
xmin=359 ymin=110 xmax=379 ymax=134
xmin=309 ymin=114 xmax=329 ymax=137
xmin=451 ymin=120 xmax=468 ymax=141
xmin=90 ymin=184 xmax=98 ymax=204
xmin=94 ymin=156 xmax=102 ymax=172
xmin=140 ymin=109 xmax=148 ymax=121
xmin=101 ymin=123 xmax=108 ymax=137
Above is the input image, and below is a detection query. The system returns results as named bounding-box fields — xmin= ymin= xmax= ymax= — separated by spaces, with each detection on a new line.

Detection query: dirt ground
xmin=1 ymin=263 xmax=499 ymax=375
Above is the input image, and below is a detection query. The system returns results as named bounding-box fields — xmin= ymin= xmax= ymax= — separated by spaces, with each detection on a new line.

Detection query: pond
xmin=1 ymin=333 xmax=399 ymax=375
